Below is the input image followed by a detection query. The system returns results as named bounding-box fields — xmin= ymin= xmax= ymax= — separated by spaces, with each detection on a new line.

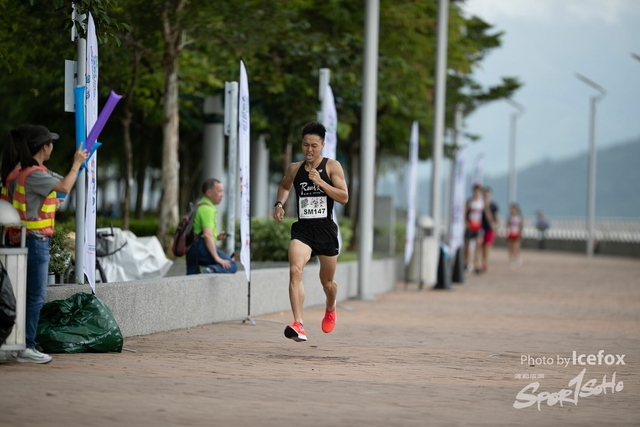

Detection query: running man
xmin=272 ymin=121 xmax=349 ymax=342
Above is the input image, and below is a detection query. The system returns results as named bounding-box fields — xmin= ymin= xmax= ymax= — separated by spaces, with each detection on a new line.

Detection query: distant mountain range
xmin=483 ymin=138 xmax=640 ymax=218
xmin=378 ymin=138 xmax=640 ymax=219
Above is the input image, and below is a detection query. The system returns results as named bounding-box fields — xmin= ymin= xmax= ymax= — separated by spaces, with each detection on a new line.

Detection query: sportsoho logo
xmin=513 ymin=350 xmax=625 ymax=410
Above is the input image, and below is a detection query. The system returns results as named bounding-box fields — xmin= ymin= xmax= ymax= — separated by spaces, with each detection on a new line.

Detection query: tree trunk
xmin=134 ymin=143 xmax=149 ymax=220
xmin=157 ymin=12 xmax=181 ymax=248
xmin=121 ymin=108 xmax=133 ymax=231
xmin=120 ymin=49 xmax=139 ymax=230
xmin=179 ymin=144 xmax=190 ymax=214
xmin=178 ymin=136 xmax=202 ymax=213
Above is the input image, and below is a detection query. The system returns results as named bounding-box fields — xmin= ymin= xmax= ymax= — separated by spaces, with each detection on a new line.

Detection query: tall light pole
xmin=575 ymin=73 xmax=606 ymax=258
xmin=430 ymin=0 xmax=449 ymax=248
xmin=357 ymin=0 xmax=380 ymax=300
xmin=506 ymin=99 xmax=524 ymax=205
xmin=446 ymin=104 xmax=464 ymax=242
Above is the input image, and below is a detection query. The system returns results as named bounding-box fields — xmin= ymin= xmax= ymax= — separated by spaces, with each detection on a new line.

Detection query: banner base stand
xmin=242 ymin=316 xmax=256 ymax=326
xmin=242 ymin=317 xmax=286 ymax=327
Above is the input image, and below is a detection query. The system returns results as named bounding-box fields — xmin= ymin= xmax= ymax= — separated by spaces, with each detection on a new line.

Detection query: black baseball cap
xmin=24 ymin=125 xmax=59 ymax=154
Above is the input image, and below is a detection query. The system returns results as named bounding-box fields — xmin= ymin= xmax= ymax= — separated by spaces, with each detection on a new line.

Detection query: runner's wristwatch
xmin=274 ymin=201 xmax=283 ymax=209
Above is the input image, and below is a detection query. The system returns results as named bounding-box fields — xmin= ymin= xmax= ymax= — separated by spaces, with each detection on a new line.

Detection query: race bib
xmin=299 ymin=196 xmax=327 ymax=219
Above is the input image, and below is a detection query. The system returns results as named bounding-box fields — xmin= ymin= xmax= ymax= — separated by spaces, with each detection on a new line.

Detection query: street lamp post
xmin=357 ymin=0 xmax=380 ymax=300
xmin=575 ymin=73 xmax=606 ymax=258
xmin=506 ymin=100 xmax=525 ymax=205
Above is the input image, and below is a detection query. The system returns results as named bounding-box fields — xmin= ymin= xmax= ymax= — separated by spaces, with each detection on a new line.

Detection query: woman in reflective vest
xmin=1 ymin=126 xmax=31 ymax=245
xmin=8 ymin=125 xmax=87 ymax=364
xmin=0 ymin=165 xmax=20 ymax=202
xmin=1 ymin=126 xmax=31 ymax=203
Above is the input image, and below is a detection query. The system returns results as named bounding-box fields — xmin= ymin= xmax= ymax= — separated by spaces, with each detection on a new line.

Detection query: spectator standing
xmin=6 ymin=125 xmax=87 ymax=363
xmin=464 ymin=184 xmax=484 ymax=273
xmin=507 ymin=203 xmax=523 ymax=270
xmin=535 ymin=211 xmax=550 ymax=250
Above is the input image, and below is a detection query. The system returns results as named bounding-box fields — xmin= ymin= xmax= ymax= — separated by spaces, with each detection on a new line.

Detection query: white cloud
xmin=464 ymin=0 xmax=638 ymax=25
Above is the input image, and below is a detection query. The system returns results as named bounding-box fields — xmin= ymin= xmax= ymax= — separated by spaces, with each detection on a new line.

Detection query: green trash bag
xmin=36 ymin=292 xmax=123 ymax=354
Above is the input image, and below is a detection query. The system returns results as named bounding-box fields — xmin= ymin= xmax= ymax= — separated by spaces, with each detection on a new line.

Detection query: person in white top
xmin=506 ymin=203 xmax=523 ymax=270
xmin=464 ymin=184 xmax=484 ymax=273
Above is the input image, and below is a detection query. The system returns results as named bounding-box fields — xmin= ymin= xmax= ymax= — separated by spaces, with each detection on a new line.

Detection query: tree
xmin=1 ymin=0 xmax=522 ymax=251
xmin=207 ymin=0 xmax=522 ymax=247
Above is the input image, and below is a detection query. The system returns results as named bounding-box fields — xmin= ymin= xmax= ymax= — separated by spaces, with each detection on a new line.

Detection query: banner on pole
xmin=449 ymin=148 xmax=467 ymax=254
xmin=404 ymin=121 xmax=419 ymax=266
xmin=239 ymin=60 xmax=251 ymax=282
xmin=320 ymin=85 xmax=342 ymax=252
xmin=321 ymin=86 xmax=337 ymax=160
xmin=83 ymin=13 xmax=98 ymax=293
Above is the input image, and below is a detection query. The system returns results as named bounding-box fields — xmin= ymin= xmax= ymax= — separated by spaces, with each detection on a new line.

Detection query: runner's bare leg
xmin=483 ymin=243 xmax=492 ymax=269
xmin=474 ymin=236 xmax=483 ymax=270
xmin=288 ymin=239 xmax=312 ymax=324
xmin=318 ymin=255 xmax=338 ymax=311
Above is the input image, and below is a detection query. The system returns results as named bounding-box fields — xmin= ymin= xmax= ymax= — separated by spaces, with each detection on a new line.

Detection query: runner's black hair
xmin=302 ymin=121 xmax=326 ymax=142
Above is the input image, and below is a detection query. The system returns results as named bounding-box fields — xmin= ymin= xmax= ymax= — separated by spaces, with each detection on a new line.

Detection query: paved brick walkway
xmin=1 ymin=248 xmax=639 ymax=426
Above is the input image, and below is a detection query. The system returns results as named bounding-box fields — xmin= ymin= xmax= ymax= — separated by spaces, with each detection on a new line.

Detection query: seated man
xmin=186 ymin=178 xmax=237 ymax=275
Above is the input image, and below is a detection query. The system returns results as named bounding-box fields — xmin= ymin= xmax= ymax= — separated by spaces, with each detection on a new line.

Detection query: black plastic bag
xmin=36 ymin=292 xmax=123 ymax=354
xmin=0 ymin=261 xmax=16 ymax=344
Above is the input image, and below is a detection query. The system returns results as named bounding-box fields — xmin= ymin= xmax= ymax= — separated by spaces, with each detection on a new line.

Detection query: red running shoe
xmin=284 ymin=321 xmax=307 ymax=342
xmin=322 ymin=307 xmax=336 ymax=333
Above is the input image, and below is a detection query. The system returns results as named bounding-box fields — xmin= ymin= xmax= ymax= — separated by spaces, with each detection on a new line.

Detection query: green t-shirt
xmin=193 ymin=196 xmax=217 ymax=242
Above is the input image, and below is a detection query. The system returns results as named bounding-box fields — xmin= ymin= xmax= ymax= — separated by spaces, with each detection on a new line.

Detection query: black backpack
xmin=171 ymin=202 xmax=207 ymax=257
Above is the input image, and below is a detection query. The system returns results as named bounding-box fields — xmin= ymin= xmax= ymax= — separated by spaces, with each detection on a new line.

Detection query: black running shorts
xmin=465 ymin=229 xmax=479 ymax=239
xmin=291 ymin=220 xmax=339 ymax=257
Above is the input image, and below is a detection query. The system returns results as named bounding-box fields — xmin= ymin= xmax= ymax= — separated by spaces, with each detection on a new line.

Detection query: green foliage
xmin=394 ymin=221 xmax=407 ymax=255
xmin=49 ymin=224 xmax=73 ymax=276
xmin=247 ymin=218 xmax=295 ymax=262
xmin=0 ymin=32 xmax=9 ymax=71
xmin=240 ymin=216 xmax=354 ymax=262
xmin=0 ymin=0 xmax=522 ymax=239
xmin=23 ymin=0 xmax=130 ymax=45
xmin=125 ymin=218 xmax=160 ymax=237
xmin=59 ymin=216 xmax=159 ymax=237
xmin=338 ymin=216 xmax=354 ymax=251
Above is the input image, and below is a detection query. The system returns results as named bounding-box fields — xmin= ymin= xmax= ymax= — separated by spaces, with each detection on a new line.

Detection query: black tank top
xmin=293 ymin=157 xmax=334 ymax=222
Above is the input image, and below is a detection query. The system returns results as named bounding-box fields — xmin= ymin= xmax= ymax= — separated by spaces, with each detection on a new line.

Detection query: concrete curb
xmin=46 ymin=257 xmax=399 ymax=338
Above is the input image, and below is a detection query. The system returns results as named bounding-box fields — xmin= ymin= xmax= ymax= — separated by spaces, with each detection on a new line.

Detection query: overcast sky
xmin=460 ymin=0 xmax=640 ymax=177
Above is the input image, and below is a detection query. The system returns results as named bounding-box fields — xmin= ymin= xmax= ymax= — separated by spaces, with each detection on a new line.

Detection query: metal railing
xmin=502 ymin=216 xmax=640 ymax=243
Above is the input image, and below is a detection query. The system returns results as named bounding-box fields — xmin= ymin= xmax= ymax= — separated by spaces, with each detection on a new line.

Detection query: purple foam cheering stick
xmin=85 ymin=90 xmax=122 ymax=151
